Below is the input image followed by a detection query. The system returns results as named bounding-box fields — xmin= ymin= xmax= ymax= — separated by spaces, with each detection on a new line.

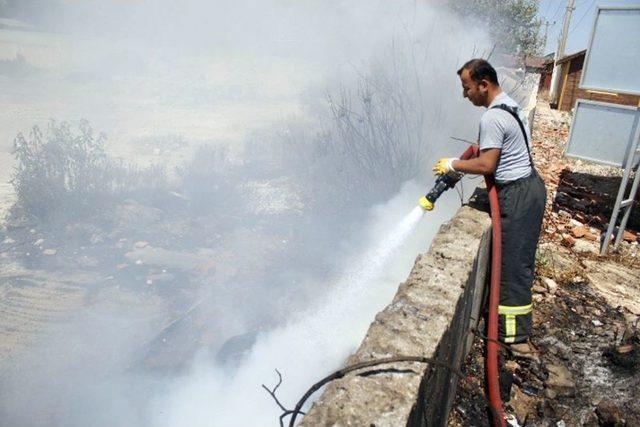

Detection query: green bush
xmin=12 ymin=120 xmax=167 ymax=222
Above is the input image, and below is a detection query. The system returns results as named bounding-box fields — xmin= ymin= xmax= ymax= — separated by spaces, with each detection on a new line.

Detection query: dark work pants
xmin=495 ymin=170 xmax=546 ymax=344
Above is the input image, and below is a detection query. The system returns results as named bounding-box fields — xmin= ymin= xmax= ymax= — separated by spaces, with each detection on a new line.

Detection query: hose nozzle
xmin=418 ymin=196 xmax=434 ymax=211
xmin=419 ymin=172 xmax=462 ymax=211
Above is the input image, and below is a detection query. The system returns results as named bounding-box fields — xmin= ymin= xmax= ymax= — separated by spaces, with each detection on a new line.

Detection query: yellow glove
xmin=432 ymin=157 xmax=458 ymax=175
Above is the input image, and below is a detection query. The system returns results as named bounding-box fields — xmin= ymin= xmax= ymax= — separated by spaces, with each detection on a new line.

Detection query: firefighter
xmin=434 ymin=58 xmax=546 ymax=348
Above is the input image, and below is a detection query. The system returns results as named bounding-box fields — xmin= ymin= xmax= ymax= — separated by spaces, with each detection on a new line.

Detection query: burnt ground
xmin=448 ymin=101 xmax=640 ymax=427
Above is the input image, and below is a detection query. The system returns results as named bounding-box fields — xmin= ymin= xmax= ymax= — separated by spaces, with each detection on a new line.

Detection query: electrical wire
xmin=455 ymin=181 xmax=464 ymax=206
xmin=550 ymin=1 xmax=564 ymax=22
xmin=569 ymin=0 xmax=595 ymax=34
xmin=542 ymin=0 xmax=553 ymax=19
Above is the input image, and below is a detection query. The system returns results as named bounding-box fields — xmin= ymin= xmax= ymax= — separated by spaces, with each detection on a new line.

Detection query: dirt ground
xmin=449 ymin=100 xmax=640 ymax=427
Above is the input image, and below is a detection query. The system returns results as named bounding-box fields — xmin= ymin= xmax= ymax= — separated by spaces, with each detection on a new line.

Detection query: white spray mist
xmin=152 ymin=181 xmax=463 ymax=427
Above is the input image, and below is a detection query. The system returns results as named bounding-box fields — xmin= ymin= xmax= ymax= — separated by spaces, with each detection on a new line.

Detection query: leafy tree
xmin=448 ymin=0 xmax=543 ymax=57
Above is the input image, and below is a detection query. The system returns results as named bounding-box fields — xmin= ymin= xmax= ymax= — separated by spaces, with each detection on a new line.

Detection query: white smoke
xmin=150 ymin=181 xmax=469 ymax=426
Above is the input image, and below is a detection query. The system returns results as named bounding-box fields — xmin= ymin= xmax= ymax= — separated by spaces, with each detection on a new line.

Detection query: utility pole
xmin=549 ymin=0 xmax=575 ymax=105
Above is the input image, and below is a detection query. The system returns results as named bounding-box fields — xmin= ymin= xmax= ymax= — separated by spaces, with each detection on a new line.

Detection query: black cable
xmin=283 ymin=355 xmax=465 ymax=427
xmin=550 ymin=1 xmax=564 ymax=22
xmin=268 ymin=328 xmax=524 ymax=426
xmin=542 ymin=0 xmax=553 ymax=20
xmin=569 ymin=0 xmax=595 ymax=34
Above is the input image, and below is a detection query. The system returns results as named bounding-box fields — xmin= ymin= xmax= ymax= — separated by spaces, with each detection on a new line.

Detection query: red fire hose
xmin=460 ymin=146 xmax=506 ymax=427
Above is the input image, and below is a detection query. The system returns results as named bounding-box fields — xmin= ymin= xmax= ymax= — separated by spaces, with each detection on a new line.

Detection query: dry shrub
xmin=12 ymin=120 xmax=167 ymax=222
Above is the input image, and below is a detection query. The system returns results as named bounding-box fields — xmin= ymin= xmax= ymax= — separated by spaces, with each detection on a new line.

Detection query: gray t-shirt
xmin=478 ymin=92 xmax=532 ymax=183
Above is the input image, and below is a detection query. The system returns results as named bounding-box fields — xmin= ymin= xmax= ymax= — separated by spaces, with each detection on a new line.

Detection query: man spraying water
xmin=420 ymin=58 xmax=546 ymax=348
xmin=416 ymin=59 xmax=546 ymax=425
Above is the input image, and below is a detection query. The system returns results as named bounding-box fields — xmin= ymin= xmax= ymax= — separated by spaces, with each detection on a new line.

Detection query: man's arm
xmin=434 ymin=111 xmax=503 ymax=176
xmin=452 ymin=148 xmax=500 ymax=175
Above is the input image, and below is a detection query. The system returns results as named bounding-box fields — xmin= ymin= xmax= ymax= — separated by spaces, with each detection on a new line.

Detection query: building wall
xmin=558 ymin=55 xmax=640 ymax=111
xmin=538 ymin=64 xmax=553 ymax=92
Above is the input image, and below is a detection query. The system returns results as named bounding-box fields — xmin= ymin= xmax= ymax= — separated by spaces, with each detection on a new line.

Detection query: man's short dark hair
xmin=457 ymin=58 xmax=499 ymax=86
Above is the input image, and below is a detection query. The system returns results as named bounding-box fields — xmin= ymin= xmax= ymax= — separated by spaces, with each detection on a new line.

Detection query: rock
xmin=571 ymin=226 xmax=588 ymax=238
xmin=509 ymin=387 xmax=536 ymax=425
xmin=116 ymin=263 xmax=129 ymax=270
xmin=561 ymin=234 xmax=576 ymax=247
xmin=592 ymin=319 xmax=603 ymax=327
xmin=569 ymin=219 xmax=584 ymax=228
xmin=583 ymin=411 xmax=600 ymax=427
xmin=533 ymin=284 xmax=547 ymax=294
xmin=538 ymin=336 xmax=572 ymax=360
xmin=584 ymin=231 xmax=599 ymax=242
xmin=574 ymin=239 xmax=599 ymax=254
xmin=544 ymin=388 xmax=557 ymax=399
xmin=135 ymin=241 xmax=150 ymax=249
xmin=33 ymin=238 xmax=44 ymax=246
xmin=622 ymin=230 xmax=637 ymax=243
xmin=42 ymin=248 xmax=57 ymax=256
xmin=558 ymin=210 xmax=571 ymax=220
xmin=595 ymin=399 xmax=624 ymax=426
xmin=574 ymin=305 xmax=585 ymax=315
xmin=542 ymin=277 xmax=558 ymax=295
xmin=617 ymin=344 xmax=633 ymax=354
xmin=505 ymin=360 xmax=520 ymax=371
xmin=544 ymin=363 xmax=575 ymax=396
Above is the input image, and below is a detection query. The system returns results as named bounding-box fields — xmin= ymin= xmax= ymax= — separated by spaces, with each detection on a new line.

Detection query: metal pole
xmin=557 ymin=0 xmax=575 ymax=63
xmin=601 ymin=117 xmax=640 ymax=255
xmin=549 ymin=0 xmax=575 ymax=103
xmin=543 ymin=21 xmax=550 ymax=52
xmin=614 ymin=142 xmax=640 ymax=248
xmin=601 ymin=171 xmax=630 ymax=255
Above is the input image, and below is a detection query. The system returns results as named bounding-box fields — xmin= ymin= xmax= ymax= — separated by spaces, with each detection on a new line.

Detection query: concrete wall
xmin=299 ymin=195 xmax=492 ymax=427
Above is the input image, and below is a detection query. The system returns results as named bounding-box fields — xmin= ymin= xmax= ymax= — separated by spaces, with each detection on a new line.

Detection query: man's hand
xmin=433 ymin=157 xmax=459 ymax=175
